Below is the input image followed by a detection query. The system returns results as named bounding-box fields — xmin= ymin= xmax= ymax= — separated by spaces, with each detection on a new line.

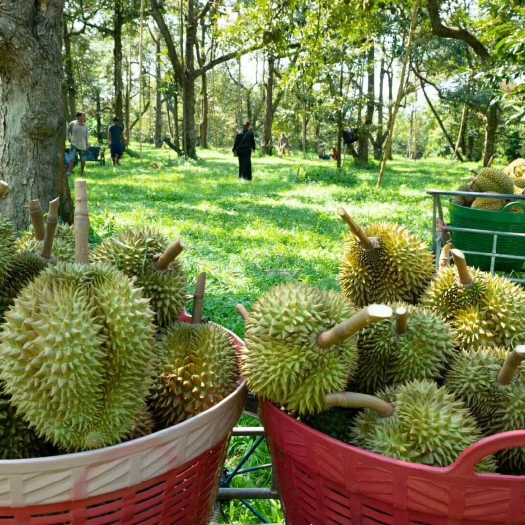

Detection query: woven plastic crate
xmin=0 ymin=313 xmax=247 ymax=524
xmin=261 ymin=399 xmax=525 ymax=525
xmin=449 ymin=200 xmax=525 ymax=272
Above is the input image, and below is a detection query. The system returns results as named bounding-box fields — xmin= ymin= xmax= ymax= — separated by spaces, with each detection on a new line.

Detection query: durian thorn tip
xmin=325 ymin=392 xmax=394 ymax=417
xmin=498 ymin=346 xmax=525 ymax=385
xmin=154 ymin=238 xmax=184 ymax=270
xmin=337 ymin=207 xmax=372 ymax=250
xmin=450 ymin=248 xmax=473 ymax=286
xmin=236 ymin=304 xmax=250 ymax=321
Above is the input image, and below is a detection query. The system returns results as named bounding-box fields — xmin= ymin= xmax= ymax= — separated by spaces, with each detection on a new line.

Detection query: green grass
xmin=74 ymin=145 xmax=477 ymax=524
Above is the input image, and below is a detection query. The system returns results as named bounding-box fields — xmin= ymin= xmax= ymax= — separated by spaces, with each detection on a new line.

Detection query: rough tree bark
xmin=63 ymin=16 xmax=76 ymax=122
xmin=113 ymin=2 xmax=124 ymax=120
xmin=357 ymin=42 xmax=375 ymax=163
xmin=155 ymin=36 xmax=163 ymax=148
xmin=0 ymin=0 xmax=73 ymax=229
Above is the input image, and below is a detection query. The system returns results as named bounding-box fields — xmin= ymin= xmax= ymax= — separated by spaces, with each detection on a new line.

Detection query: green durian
xmin=302 ymin=406 xmax=358 ymax=444
xmin=472 ymin=167 xmax=514 ymax=195
xmin=16 ymin=223 xmax=75 ymax=263
xmin=338 ymin=211 xmax=435 ymax=308
xmin=0 ymin=213 xmax=16 ymax=289
xmin=451 ymin=183 xmax=476 ymax=207
xmin=471 ymin=197 xmax=505 ymax=211
xmin=504 ymin=158 xmax=525 ymax=180
xmin=0 ymin=262 xmax=156 ymax=452
xmin=150 ymin=322 xmax=239 ymax=429
xmin=125 ymin=409 xmax=155 ymax=441
xmin=350 ymin=304 xmax=456 ymax=395
xmin=91 ymin=228 xmax=187 ymax=327
xmin=239 ymin=282 xmax=392 ymax=415
xmin=446 ymin=346 xmax=525 ymax=474
xmin=422 ymin=249 xmax=525 ymax=349
xmin=351 ymin=380 xmax=496 ymax=472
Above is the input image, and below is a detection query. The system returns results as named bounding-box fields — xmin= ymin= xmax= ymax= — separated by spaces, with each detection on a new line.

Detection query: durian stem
xmin=236 ymin=304 xmax=250 ymax=321
xmin=29 ymin=199 xmax=46 ymax=241
xmin=337 ymin=207 xmax=373 ymax=250
xmin=498 ymin=346 xmax=525 ymax=385
xmin=316 ymin=305 xmax=393 ymax=349
xmin=74 ymin=180 xmax=90 ymax=265
xmin=0 ymin=180 xmax=8 ymax=200
xmin=325 ymin=392 xmax=394 ymax=417
xmin=395 ymin=307 xmax=409 ymax=334
xmin=450 ymin=249 xmax=473 ymax=286
xmin=192 ymin=272 xmax=206 ymax=324
xmin=41 ymin=198 xmax=59 ymax=260
xmin=439 ymin=242 xmax=452 ymax=269
xmin=154 ymin=238 xmax=184 ymax=270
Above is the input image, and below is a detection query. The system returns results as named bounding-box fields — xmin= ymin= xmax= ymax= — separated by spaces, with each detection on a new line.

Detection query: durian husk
xmin=16 ymin=223 xmax=75 ymax=263
xmin=241 ymin=283 xmax=359 ymax=415
xmin=0 ymin=262 xmax=156 ymax=452
xmin=0 ymin=213 xmax=16 ymax=289
xmin=150 ymin=322 xmax=239 ymax=429
xmin=339 ymin=222 xmax=435 ymax=308
xmin=91 ymin=228 xmax=187 ymax=327
xmin=446 ymin=347 xmax=525 ymax=475
xmin=351 ymin=379 xmax=496 ymax=472
xmin=451 ymin=183 xmax=476 ymax=207
xmin=504 ymin=158 xmax=525 ymax=180
xmin=472 ymin=167 xmax=514 ymax=195
xmin=471 ymin=197 xmax=505 ymax=211
xmin=302 ymin=406 xmax=358 ymax=444
xmin=350 ymin=303 xmax=456 ymax=394
xmin=125 ymin=409 xmax=155 ymax=441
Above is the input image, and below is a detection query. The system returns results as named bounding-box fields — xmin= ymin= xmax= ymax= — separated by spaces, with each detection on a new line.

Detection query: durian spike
xmin=337 ymin=207 xmax=372 ymax=250
xmin=29 ymin=199 xmax=46 ymax=241
xmin=325 ymin=392 xmax=394 ymax=417
xmin=154 ymin=238 xmax=184 ymax=271
xmin=192 ymin=272 xmax=206 ymax=324
xmin=41 ymin=198 xmax=59 ymax=260
xmin=439 ymin=242 xmax=452 ymax=269
xmin=316 ymin=304 xmax=393 ymax=349
xmin=74 ymin=180 xmax=89 ymax=265
xmin=236 ymin=304 xmax=250 ymax=321
xmin=497 ymin=346 xmax=525 ymax=385
xmin=450 ymin=249 xmax=474 ymax=286
xmin=0 ymin=180 xmax=8 ymax=199
xmin=395 ymin=306 xmax=409 ymax=334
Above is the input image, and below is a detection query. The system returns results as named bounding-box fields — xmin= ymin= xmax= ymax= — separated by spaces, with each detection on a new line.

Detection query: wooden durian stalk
xmin=316 ymin=304 xmax=392 ymax=349
xmin=0 ymin=180 xmax=8 ymax=200
xmin=439 ymin=242 xmax=452 ymax=270
xmin=325 ymin=392 xmax=394 ymax=417
xmin=337 ymin=207 xmax=374 ymax=250
xmin=192 ymin=272 xmax=206 ymax=324
xmin=29 ymin=199 xmax=46 ymax=241
xmin=153 ymin=239 xmax=184 ymax=271
xmin=236 ymin=304 xmax=250 ymax=321
xmin=41 ymin=198 xmax=59 ymax=261
xmin=498 ymin=346 xmax=525 ymax=386
xmin=74 ymin=180 xmax=89 ymax=265
xmin=395 ymin=306 xmax=409 ymax=334
xmin=451 ymin=249 xmax=474 ymax=287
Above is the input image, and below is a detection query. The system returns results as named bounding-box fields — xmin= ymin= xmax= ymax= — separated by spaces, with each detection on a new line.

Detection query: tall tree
xmin=0 ymin=0 xmax=73 ymax=229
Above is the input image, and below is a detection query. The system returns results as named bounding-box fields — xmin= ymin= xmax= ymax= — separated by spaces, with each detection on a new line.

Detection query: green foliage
xmin=295 ymin=164 xmax=358 ymax=185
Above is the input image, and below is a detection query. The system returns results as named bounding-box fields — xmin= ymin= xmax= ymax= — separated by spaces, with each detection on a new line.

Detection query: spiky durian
xmin=125 ymin=409 xmax=155 ymax=441
xmin=16 ymin=223 xmax=75 ymax=263
xmin=0 ymin=213 xmax=16 ymax=289
xmin=471 ymin=167 xmax=514 ymax=195
xmin=514 ymin=177 xmax=525 ymax=189
xmin=150 ymin=322 xmax=239 ymax=429
xmin=504 ymin=158 xmax=525 ymax=180
xmin=423 ymin=250 xmax=525 ymax=349
xmin=471 ymin=197 xmax=505 ymax=211
xmin=338 ymin=210 xmax=435 ymax=308
xmin=351 ymin=380 xmax=496 ymax=472
xmin=451 ymin=183 xmax=476 ymax=207
xmin=446 ymin=346 xmax=525 ymax=474
xmin=0 ymin=262 xmax=156 ymax=452
xmin=350 ymin=304 xmax=456 ymax=395
xmin=302 ymin=406 xmax=358 ymax=444
xmin=91 ymin=228 xmax=187 ymax=327
xmin=239 ymin=282 xmax=392 ymax=414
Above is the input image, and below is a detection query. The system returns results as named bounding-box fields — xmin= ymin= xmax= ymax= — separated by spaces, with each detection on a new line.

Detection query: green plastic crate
xmin=449 ymin=200 xmax=525 ymax=272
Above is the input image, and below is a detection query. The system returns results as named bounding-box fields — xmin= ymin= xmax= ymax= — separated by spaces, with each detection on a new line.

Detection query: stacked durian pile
xmin=238 ymin=208 xmax=525 ymax=475
xmin=0 ymin=181 xmax=240 ymax=458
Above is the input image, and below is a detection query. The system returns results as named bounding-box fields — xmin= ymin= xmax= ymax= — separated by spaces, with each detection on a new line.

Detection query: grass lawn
xmin=75 ymin=145 xmax=477 ymax=524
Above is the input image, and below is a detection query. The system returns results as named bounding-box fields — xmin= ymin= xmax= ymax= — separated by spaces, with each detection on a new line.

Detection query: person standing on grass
xmin=232 ymin=121 xmax=256 ymax=181
xmin=108 ymin=117 xmax=127 ymax=166
xmin=66 ymin=112 xmax=89 ymax=177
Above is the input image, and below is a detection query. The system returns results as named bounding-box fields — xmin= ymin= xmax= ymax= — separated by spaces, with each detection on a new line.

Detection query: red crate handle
xmin=448 ymin=430 xmax=525 ymax=475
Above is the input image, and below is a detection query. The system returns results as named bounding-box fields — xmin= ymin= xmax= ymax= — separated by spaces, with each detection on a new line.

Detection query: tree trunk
xmin=263 ymin=55 xmax=275 ymax=155
xmin=483 ymin=103 xmax=498 ymax=167
xmin=113 ymin=3 xmax=124 ymax=119
xmin=63 ymin=17 xmax=76 ymax=122
xmin=155 ymin=37 xmax=163 ymax=148
xmin=455 ymin=103 xmax=468 ymax=157
xmin=358 ymin=43 xmax=375 ymax=163
xmin=302 ymin=99 xmax=308 ymax=155
xmin=0 ymin=0 xmax=73 ymax=230
xmin=95 ymin=91 xmax=103 ymax=143
xmin=199 ymin=71 xmax=209 ymax=148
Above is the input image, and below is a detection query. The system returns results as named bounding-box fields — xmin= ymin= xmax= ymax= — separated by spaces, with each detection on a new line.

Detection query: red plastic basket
xmin=261 ymin=399 xmax=525 ymax=525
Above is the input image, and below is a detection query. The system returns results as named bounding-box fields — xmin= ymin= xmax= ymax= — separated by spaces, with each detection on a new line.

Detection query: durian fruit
xmin=471 ymin=196 xmax=505 ymax=211
xmin=504 ymin=158 xmax=525 ymax=180
xmin=91 ymin=228 xmax=187 ymax=327
xmin=126 ymin=409 xmax=155 ymax=441
xmin=238 ymin=282 xmax=392 ymax=414
xmin=422 ymin=249 xmax=525 ymax=349
xmin=0 ymin=181 xmax=157 ymax=452
xmin=471 ymin=167 xmax=514 ymax=195
xmin=446 ymin=346 xmax=525 ymax=474
xmin=150 ymin=273 xmax=239 ymax=429
xmin=350 ymin=304 xmax=456 ymax=395
xmin=350 ymin=380 xmax=496 ymax=472
xmin=0 ymin=209 xmax=16 ymax=289
xmin=514 ymin=178 xmax=525 ymax=189
xmin=451 ymin=183 xmax=476 ymax=207
xmin=338 ymin=208 xmax=435 ymax=307
xmin=302 ymin=406 xmax=358 ymax=444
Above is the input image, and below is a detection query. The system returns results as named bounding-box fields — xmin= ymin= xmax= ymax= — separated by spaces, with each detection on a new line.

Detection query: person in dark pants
xmin=233 ymin=121 xmax=256 ymax=181
xmin=108 ymin=117 xmax=127 ymax=166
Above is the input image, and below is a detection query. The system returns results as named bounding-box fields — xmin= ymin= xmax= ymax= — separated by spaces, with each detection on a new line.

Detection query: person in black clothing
xmin=233 ymin=121 xmax=256 ymax=181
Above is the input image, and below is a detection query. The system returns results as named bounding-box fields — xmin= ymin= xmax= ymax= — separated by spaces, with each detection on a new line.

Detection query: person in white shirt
xmin=66 ymin=112 xmax=89 ymax=176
